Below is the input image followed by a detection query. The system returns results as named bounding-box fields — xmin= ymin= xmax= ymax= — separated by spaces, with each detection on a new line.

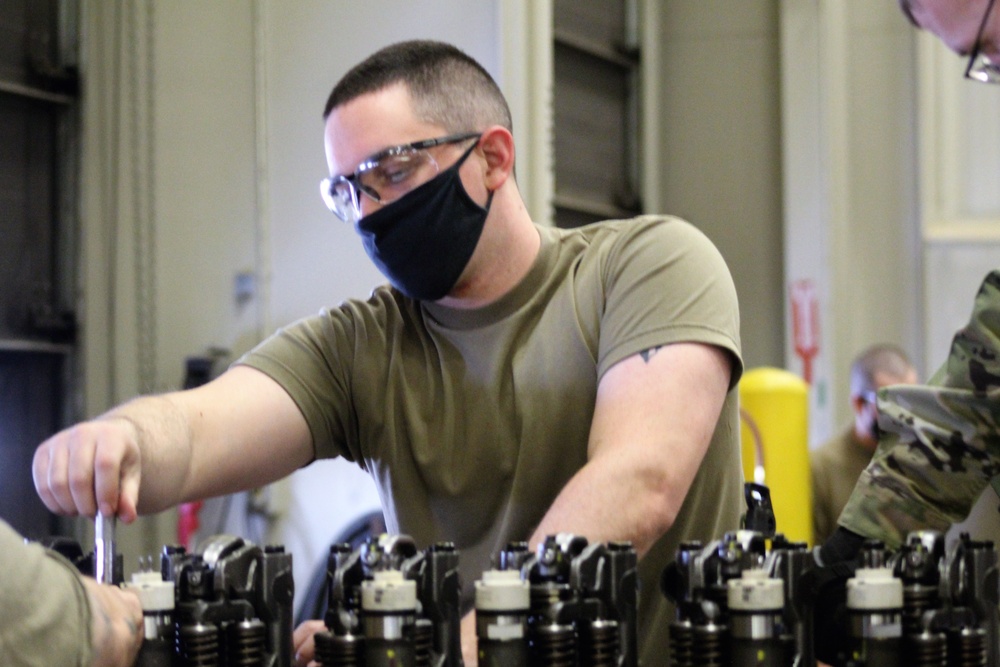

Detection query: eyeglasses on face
xmin=319 ymin=131 xmax=481 ymax=223
xmin=965 ymin=0 xmax=1000 ymax=83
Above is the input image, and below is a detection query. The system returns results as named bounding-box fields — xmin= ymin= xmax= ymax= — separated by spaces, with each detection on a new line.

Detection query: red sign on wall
xmin=790 ymin=279 xmax=819 ymax=384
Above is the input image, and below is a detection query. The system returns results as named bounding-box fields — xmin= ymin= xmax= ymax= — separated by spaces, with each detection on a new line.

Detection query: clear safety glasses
xmin=320 ymin=131 xmax=481 ymax=223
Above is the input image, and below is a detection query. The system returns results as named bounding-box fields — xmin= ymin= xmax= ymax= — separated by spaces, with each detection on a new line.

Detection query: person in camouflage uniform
xmin=809 ymin=4 xmax=1000 ymax=662
xmin=811 ymin=344 xmax=917 ymax=545
xmin=832 ymin=0 xmax=1000 ymax=549
xmin=839 ymin=271 xmax=1000 ymax=547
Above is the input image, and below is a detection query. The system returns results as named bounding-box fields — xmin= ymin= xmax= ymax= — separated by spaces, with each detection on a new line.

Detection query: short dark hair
xmin=323 ymin=40 xmax=512 ymax=135
xmin=850 ymin=343 xmax=915 ymax=397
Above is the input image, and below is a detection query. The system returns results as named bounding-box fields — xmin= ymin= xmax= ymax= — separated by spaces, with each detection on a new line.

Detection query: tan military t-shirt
xmin=240 ymin=215 xmax=744 ymax=662
xmin=811 ymin=427 xmax=874 ymax=544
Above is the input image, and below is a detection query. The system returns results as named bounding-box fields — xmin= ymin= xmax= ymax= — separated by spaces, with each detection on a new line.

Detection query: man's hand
xmin=33 ymin=367 xmax=315 ymax=521
xmin=293 ymin=619 xmax=327 ymax=667
xmin=81 ymin=578 xmax=143 ymax=667
xmin=461 ymin=611 xmax=478 ymax=666
xmin=33 ymin=418 xmax=143 ymax=522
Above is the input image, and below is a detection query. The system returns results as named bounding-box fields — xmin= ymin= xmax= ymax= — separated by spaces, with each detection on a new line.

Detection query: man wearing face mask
xmin=810 ymin=344 xmax=917 ymax=545
xmin=32 ymin=40 xmax=743 ymax=665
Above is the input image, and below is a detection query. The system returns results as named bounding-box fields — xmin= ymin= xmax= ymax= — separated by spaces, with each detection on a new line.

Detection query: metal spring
xmin=411 ymin=618 xmax=433 ymax=667
xmin=314 ymin=631 xmax=364 ymax=667
xmin=578 ymin=619 xmax=619 ymax=667
xmin=905 ymin=630 xmax=946 ymax=667
xmin=176 ymin=621 xmax=219 ymax=667
xmin=903 ymin=585 xmax=940 ymax=636
xmin=669 ymin=619 xmax=694 ymax=667
xmin=225 ymin=619 xmax=267 ymax=666
xmin=531 ymin=583 xmax=572 ymax=609
xmin=948 ymin=626 xmax=987 ymax=667
xmin=691 ymin=622 xmax=727 ymax=667
xmin=529 ymin=622 xmax=576 ymax=666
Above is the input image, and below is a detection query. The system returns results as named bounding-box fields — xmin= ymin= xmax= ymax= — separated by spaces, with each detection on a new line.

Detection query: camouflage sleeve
xmin=838 ymin=270 xmax=1000 ymax=548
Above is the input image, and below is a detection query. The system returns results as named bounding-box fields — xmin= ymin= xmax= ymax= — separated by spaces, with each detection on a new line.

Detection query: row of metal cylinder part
xmin=121 ymin=527 xmax=1000 ymax=666
xmin=663 ymin=530 xmax=1000 ymax=667
xmin=313 ymin=533 xmax=638 ymax=667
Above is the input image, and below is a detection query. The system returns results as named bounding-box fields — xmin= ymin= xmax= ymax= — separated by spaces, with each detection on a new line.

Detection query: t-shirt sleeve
xmin=236 ymin=308 xmax=362 ymax=463
xmin=597 ymin=216 xmax=743 ymax=386
xmin=0 ymin=521 xmax=92 ymax=667
xmin=839 ymin=269 xmax=1000 ymax=547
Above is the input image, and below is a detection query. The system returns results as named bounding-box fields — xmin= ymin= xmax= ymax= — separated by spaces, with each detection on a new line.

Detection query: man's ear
xmin=478 ymin=126 xmax=515 ymax=189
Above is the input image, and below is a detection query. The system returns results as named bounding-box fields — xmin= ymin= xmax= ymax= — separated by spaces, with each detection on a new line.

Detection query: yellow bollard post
xmin=739 ymin=367 xmax=813 ymax=546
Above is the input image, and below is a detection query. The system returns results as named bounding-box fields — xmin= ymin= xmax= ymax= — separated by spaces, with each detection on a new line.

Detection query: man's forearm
xmin=35 ymin=365 xmax=311 ymax=523
xmin=101 ymin=393 xmax=195 ymax=515
xmin=528 ymin=454 xmax=676 ymax=557
xmin=543 ymin=343 xmax=730 ymax=557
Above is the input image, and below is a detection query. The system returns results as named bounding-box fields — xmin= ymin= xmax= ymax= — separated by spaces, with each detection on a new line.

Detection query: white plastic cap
xmin=727 ymin=569 xmax=784 ymax=611
xmin=361 ymin=570 xmax=418 ymax=612
xmin=125 ymin=570 xmax=175 ymax=612
xmin=846 ymin=568 xmax=903 ymax=610
xmin=475 ymin=570 xmax=530 ymax=611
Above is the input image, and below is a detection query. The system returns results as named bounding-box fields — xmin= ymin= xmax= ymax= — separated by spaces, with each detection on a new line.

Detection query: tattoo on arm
xmin=639 ymin=346 xmax=664 ymax=363
xmin=97 ymin=604 xmax=113 ymax=647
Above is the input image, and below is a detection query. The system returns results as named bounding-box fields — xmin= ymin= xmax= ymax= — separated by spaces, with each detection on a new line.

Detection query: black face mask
xmin=869 ymin=412 xmax=882 ymax=442
xmin=355 ymin=142 xmax=492 ymax=301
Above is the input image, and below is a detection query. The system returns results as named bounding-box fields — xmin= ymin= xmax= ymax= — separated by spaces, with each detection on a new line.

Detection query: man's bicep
xmin=173 ymin=365 xmax=314 ymax=501
xmin=588 ymin=342 xmax=732 ymax=499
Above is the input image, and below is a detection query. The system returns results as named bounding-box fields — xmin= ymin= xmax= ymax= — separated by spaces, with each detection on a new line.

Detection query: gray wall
xmin=653 ymin=1 xmax=785 ymax=371
xmin=781 ymin=1 xmax=921 ymax=441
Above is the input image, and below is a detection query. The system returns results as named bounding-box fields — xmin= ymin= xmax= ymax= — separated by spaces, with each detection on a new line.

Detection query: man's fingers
xmin=102 ymin=418 xmax=142 ymax=521
xmin=293 ymin=619 xmax=326 ymax=667
xmin=117 ymin=457 xmax=142 ymax=524
xmin=461 ymin=611 xmax=478 ymax=667
xmin=33 ymin=420 xmax=142 ymax=520
xmin=68 ymin=433 xmax=98 ymax=517
xmin=32 ymin=442 xmax=59 ymax=513
xmin=93 ymin=436 xmax=127 ymax=519
xmin=46 ymin=437 xmax=78 ymax=516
